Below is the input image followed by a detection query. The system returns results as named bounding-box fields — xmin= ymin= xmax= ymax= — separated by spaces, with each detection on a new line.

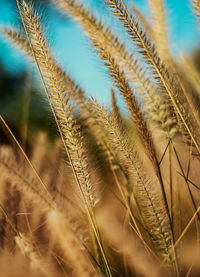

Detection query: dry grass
xmin=0 ymin=0 xmax=200 ymax=276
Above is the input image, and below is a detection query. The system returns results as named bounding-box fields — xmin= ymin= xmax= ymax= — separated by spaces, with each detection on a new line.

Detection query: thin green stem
xmin=177 ymin=172 xmax=200 ymax=190
xmin=169 ymin=142 xmax=173 ymax=229
xmin=173 ymin=145 xmax=200 ymax=223
xmin=159 ymin=140 xmax=170 ymax=165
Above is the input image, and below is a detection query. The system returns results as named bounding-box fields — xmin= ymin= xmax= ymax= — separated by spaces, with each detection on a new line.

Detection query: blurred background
xmin=0 ymin=0 xmax=200 ymax=145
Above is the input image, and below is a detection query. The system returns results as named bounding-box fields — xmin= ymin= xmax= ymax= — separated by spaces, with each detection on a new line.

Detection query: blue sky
xmin=0 ymin=0 xmax=199 ymax=105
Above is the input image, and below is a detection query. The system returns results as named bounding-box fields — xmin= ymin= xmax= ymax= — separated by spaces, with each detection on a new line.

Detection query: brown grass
xmin=0 ymin=0 xmax=200 ymax=276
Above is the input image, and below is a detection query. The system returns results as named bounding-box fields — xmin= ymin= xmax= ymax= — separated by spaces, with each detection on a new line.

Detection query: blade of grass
xmin=173 ymin=144 xmax=200 ymax=223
